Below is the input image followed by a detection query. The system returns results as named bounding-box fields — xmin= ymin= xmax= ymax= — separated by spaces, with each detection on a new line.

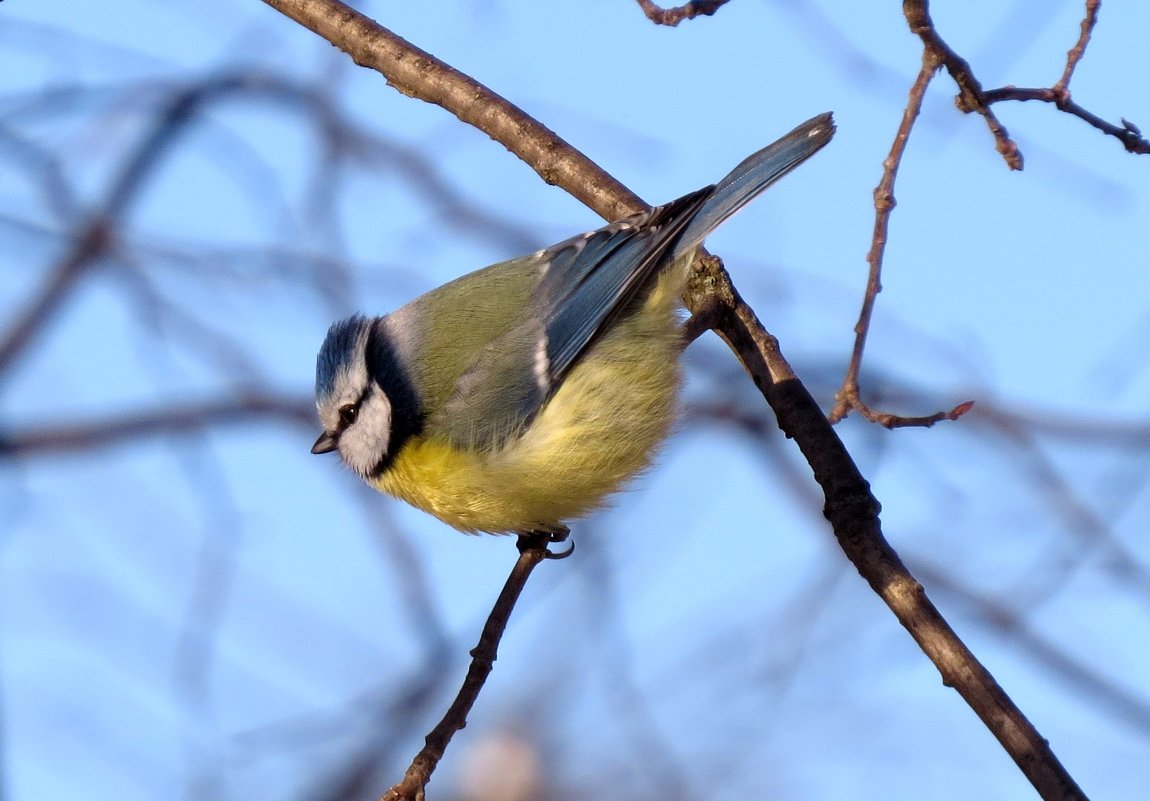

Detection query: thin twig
xmin=381 ymin=533 xmax=560 ymax=801
xmin=829 ymin=50 xmax=973 ymax=427
xmin=634 ymin=0 xmax=732 ymax=26
xmin=902 ymin=0 xmax=1023 ymax=169
xmin=1054 ymin=0 xmax=1101 ymax=95
xmin=980 ymin=86 xmax=1150 ymax=154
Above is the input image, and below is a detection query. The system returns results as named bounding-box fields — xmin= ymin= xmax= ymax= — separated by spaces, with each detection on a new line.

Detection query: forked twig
xmin=902 ymin=0 xmax=1022 ymax=169
xmin=837 ymin=0 xmax=1144 ymax=425
xmin=981 ymin=0 xmax=1148 ymax=154
xmin=980 ymin=87 xmax=1150 ymax=155
xmin=905 ymin=0 xmax=1147 ymax=160
xmin=829 ymin=50 xmax=974 ymax=427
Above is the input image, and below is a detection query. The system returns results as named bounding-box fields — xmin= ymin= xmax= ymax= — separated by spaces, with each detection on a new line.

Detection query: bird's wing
xmin=534 ymin=187 xmax=712 ymax=386
xmin=427 ymin=190 xmax=709 ymax=452
xmin=427 ymin=316 xmax=548 ymax=450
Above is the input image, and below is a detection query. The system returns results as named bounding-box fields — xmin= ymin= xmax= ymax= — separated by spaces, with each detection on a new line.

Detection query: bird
xmin=312 ymin=113 xmax=834 ymax=542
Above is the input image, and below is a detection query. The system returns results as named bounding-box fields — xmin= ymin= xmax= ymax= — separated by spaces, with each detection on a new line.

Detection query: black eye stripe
xmin=365 ymin=321 xmax=423 ymax=477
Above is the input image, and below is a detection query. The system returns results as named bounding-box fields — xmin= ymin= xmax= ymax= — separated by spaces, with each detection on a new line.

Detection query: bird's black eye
xmin=338 ymin=404 xmax=358 ymax=426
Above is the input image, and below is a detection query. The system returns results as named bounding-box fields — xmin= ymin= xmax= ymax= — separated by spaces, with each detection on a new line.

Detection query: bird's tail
xmin=674 ymin=112 xmax=835 ymax=258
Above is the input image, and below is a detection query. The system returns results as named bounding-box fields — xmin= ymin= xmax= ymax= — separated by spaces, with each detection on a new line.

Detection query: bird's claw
xmin=518 ymin=527 xmax=574 ymax=559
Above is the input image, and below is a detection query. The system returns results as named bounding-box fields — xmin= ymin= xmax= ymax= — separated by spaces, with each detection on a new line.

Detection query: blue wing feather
xmin=534 ymin=188 xmax=712 ymax=384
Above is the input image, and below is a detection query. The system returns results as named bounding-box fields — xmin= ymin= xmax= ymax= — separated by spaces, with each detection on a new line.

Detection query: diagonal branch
xmin=261 ymin=0 xmax=643 ymax=222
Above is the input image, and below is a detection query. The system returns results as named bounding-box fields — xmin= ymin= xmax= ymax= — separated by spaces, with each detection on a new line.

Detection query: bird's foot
xmin=517 ymin=526 xmax=574 ymax=559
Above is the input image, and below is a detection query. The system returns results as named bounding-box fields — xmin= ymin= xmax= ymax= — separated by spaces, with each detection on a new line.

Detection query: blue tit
xmin=312 ymin=113 xmax=834 ymax=535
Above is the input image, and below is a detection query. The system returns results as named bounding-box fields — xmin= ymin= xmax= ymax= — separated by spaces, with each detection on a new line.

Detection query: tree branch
xmin=0 ymin=395 xmax=314 ymax=457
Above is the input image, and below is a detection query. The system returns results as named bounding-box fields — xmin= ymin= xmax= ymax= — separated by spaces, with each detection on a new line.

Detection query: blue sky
xmin=1 ymin=1 xmax=1148 ymax=800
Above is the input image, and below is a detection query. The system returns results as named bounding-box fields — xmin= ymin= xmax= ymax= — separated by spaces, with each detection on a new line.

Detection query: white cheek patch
xmin=339 ymin=390 xmax=393 ymax=478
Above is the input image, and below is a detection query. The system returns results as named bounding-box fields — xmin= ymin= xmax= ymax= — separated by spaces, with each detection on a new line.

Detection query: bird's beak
xmin=311 ymin=431 xmax=339 ymax=454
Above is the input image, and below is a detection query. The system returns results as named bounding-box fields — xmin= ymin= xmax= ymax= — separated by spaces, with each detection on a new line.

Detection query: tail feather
xmin=675 ymin=112 xmax=834 ymax=258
